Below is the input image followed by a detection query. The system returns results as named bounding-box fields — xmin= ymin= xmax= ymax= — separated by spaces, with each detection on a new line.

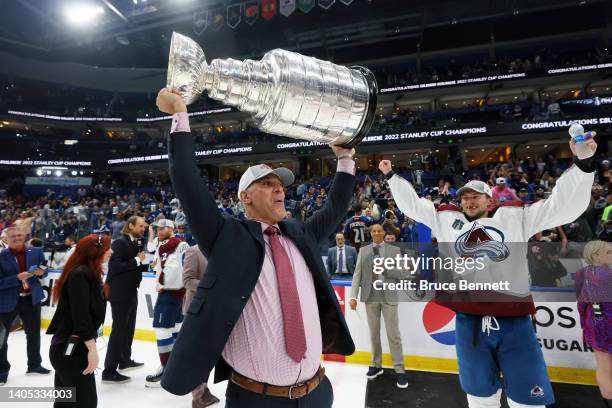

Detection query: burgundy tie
xmin=264 ymin=226 xmax=307 ymax=362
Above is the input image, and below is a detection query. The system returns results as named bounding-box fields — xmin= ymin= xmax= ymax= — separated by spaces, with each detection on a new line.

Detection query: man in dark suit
xmin=156 ymin=88 xmax=356 ymax=407
xmin=102 ymin=216 xmax=149 ymax=384
xmin=326 ymin=233 xmax=357 ymax=277
xmin=0 ymin=226 xmax=51 ymax=385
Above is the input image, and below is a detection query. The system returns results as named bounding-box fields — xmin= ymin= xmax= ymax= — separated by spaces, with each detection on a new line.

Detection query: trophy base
xmin=334 ymin=66 xmax=379 ymax=149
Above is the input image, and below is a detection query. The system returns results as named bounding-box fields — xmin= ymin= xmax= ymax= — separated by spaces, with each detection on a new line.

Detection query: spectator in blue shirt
xmin=400 ymin=217 xmax=419 ymax=250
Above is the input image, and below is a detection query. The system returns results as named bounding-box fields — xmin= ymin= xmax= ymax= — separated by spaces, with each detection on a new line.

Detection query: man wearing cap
xmin=492 ymin=177 xmax=519 ymax=205
xmin=146 ymin=219 xmax=190 ymax=388
xmin=379 ymin=132 xmax=598 ymax=408
xmin=156 ymin=88 xmax=356 ymax=406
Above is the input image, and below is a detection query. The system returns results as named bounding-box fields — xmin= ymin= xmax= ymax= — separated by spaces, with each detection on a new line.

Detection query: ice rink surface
xmin=2 ymin=330 xmax=368 ymax=407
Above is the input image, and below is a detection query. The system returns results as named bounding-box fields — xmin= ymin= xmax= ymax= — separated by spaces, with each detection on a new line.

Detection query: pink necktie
xmin=264 ymin=226 xmax=307 ymax=362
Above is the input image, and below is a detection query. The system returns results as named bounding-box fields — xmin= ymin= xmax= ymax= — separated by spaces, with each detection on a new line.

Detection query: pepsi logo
xmin=422 ymin=301 xmax=456 ymax=346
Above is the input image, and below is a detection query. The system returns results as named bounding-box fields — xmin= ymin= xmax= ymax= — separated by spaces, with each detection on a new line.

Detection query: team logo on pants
xmin=530 ymin=385 xmax=545 ymax=398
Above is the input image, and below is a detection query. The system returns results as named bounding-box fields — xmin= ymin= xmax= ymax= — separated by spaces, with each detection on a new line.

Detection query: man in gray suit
xmin=326 ymin=233 xmax=357 ymax=277
xmin=349 ymin=223 xmax=409 ymax=389
xmin=183 ymin=245 xmax=220 ymax=408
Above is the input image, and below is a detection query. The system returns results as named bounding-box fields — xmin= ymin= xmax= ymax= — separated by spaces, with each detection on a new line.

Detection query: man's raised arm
xmin=157 ymin=88 xmax=224 ymax=257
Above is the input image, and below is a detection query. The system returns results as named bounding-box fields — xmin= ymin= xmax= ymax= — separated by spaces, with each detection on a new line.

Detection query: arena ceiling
xmin=0 ymin=0 xmax=609 ymax=69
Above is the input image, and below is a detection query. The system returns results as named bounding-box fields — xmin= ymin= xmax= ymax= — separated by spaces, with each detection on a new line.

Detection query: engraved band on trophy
xmin=166 ymin=32 xmax=378 ymax=148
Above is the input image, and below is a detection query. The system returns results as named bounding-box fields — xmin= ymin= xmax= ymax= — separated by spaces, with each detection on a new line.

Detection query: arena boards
xmin=37 ymin=271 xmax=596 ymax=386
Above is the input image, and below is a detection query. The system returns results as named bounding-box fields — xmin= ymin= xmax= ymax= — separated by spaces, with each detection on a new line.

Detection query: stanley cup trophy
xmin=166 ymin=32 xmax=378 ymax=147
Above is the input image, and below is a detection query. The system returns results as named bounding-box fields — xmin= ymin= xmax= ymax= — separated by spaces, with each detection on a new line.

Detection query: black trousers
xmin=224 ymin=376 xmax=334 ymax=408
xmin=49 ymin=342 xmax=97 ymax=408
xmin=0 ymin=296 xmax=42 ymax=373
xmin=103 ymin=295 xmax=137 ymax=372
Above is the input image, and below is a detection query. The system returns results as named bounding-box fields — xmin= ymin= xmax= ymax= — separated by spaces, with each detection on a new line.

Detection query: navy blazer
xmin=326 ymin=245 xmax=357 ymax=275
xmin=0 ymin=246 xmax=47 ymax=313
xmin=161 ymin=132 xmax=356 ymax=395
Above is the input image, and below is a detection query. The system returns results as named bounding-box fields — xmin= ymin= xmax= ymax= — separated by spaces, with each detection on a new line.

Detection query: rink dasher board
xmin=37 ymin=271 xmax=596 ymax=385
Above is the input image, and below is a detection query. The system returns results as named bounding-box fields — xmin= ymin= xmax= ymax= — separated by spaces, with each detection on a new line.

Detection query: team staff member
xmin=47 ymin=234 xmax=111 ymax=408
xmin=379 ymin=134 xmax=597 ymax=408
xmin=156 ymin=88 xmax=356 ymax=407
xmin=102 ymin=216 xmax=149 ymax=384
xmin=0 ymin=226 xmax=50 ymax=386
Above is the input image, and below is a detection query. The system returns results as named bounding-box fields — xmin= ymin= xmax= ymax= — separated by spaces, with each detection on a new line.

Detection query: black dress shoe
xmin=118 ymin=360 xmax=144 ymax=371
xmin=101 ymin=371 xmax=131 ymax=384
xmin=26 ymin=366 xmax=51 ymax=376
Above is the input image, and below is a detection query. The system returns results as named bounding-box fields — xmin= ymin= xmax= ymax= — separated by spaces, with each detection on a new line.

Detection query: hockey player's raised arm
xmin=378 ymin=160 xmax=437 ymax=230
xmin=523 ymin=139 xmax=597 ymax=239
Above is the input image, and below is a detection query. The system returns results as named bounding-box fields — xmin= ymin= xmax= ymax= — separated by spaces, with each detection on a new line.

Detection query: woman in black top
xmin=47 ymin=234 xmax=111 ymax=408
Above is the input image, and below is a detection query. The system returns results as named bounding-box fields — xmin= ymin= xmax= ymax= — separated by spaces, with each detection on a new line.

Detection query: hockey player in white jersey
xmin=145 ymin=219 xmax=190 ymax=388
xmin=379 ymin=135 xmax=597 ymax=408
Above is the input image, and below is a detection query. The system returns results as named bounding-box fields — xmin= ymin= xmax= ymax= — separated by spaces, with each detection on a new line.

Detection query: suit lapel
xmin=5 ymin=249 xmax=20 ymax=273
xmin=363 ymin=245 xmax=374 ymax=287
xmin=331 ymin=247 xmax=337 ymax=268
xmin=244 ymin=220 xmax=265 ymax=250
xmin=279 ymin=221 xmax=329 ymax=292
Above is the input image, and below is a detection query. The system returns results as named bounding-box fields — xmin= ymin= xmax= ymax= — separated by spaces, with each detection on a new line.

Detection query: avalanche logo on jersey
xmin=454 ymin=222 xmax=510 ymax=262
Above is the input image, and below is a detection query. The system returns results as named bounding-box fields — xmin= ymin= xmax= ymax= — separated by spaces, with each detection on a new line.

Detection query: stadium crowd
xmin=0 ymin=152 xmax=609 ymax=287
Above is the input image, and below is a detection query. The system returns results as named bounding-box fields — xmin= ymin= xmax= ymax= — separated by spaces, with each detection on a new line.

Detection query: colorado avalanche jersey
xmin=388 ymin=165 xmax=594 ymax=316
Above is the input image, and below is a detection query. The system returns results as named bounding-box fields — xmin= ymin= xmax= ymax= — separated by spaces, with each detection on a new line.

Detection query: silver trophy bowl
xmin=166 ymin=32 xmax=378 ymax=147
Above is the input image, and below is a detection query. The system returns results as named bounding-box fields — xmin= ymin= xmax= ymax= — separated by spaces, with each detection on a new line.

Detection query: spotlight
xmin=65 ymin=4 xmax=105 ymax=25
xmin=55 ymin=170 xmax=63 ymax=177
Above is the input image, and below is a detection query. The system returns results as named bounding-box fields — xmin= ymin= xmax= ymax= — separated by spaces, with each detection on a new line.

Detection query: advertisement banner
xmin=41 ymin=271 xmax=159 ymax=341
xmin=25 ymin=176 xmax=92 ymax=187
xmin=39 ymin=272 xmax=595 ymax=383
